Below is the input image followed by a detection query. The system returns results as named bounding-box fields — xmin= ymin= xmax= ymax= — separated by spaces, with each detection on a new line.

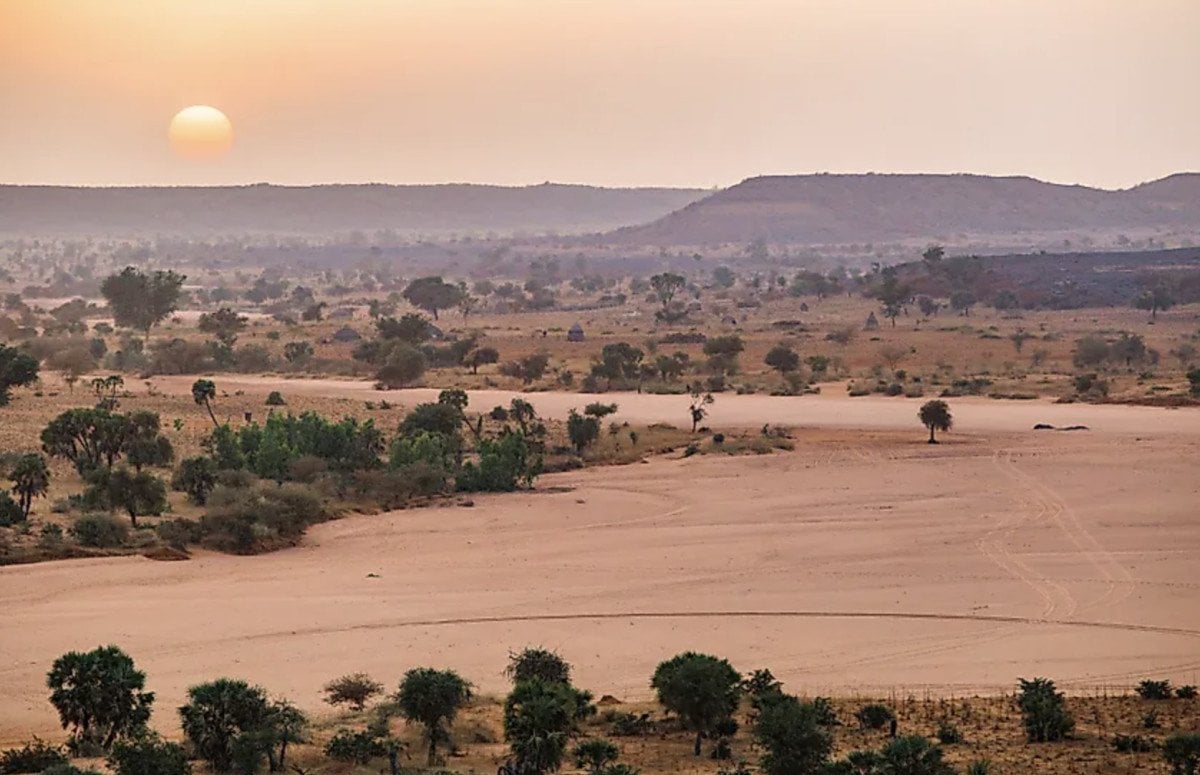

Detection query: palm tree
xmin=9 ymin=453 xmax=49 ymax=519
xmin=191 ymin=378 xmax=218 ymax=427
xmin=919 ymin=400 xmax=953 ymax=444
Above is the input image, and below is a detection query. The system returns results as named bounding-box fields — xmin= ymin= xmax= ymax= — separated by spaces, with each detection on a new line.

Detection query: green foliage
xmin=198 ymin=308 xmax=247 ymax=349
xmin=1163 ymin=733 xmax=1200 ymax=774
xmin=403 ymin=276 xmax=465 ymax=320
xmin=1113 ymin=733 xmax=1156 ymax=753
xmin=765 ymin=345 xmax=800 ymax=375
xmin=0 ymin=738 xmax=67 ymax=773
xmin=107 ymin=735 xmax=190 ymax=775
xmin=506 ymin=648 xmax=572 ymax=685
xmin=500 ymin=353 xmax=551 ymax=384
xmin=1188 ymin=368 xmax=1200 ymax=398
xmin=918 ymin=400 xmax=952 ymax=442
xmin=322 ymin=673 xmax=384 ymax=711
xmin=9 ymin=453 xmax=50 ymax=519
xmin=178 ymin=678 xmax=269 ymax=772
xmin=504 ymin=679 xmax=590 ymax=774
xmin=172 ymin=457 xmax=218 ymax=505
xmin=703 ymin=336 xmax=745 ymax=375
xmin=41 ymin=408 xmax=171 ymax=476
xmin=46 ymin=646 xmax=153 ymax=750
xmin=651 ymin=652 xmax=741 ymax=756
xmin=754 ymin=694 xmax=832 ymax=775
xmin=574 ymin=739 xmax=620 ymax=774
xmin=1137 ymin=679 xmax=1174 ymax=700
xmin=100 ymin=267 xmax=185 ymax=337
xmin=397 ymin=668 xmax=473 ymax=765
xmin=456 ymin=432 xmax=542 ymax=492
xmin=199 ymin=482 xmax=326 ymax=554
xmin=95 ymin=467 xmax=168 ymax=527
xmin=1016 ymin=677 xmax=1074 ymax=743
xmin=591 ymin=344 xmax=643 ymax=386
xmin=567 ymin=410 xmax=601 ymax=453
xmin=854 ymin=704 xmax=895 ymax=731
xmin=935 ymin=720 xmax=963 ymax=744
xmin=0 ymin=492 xmax=24 ymax=527
xmin=873 ymin=735 xmax=957 ymax=775
xmin=375 ymin=341 xmax=427 ymax=388
xmin=208 ymin=412 xmax=384 ymax=482
xmin=265 ymin=391 xmax=286 ymax=406
xmin=0 ymin=343 xmax=40 ymax=406
xmin=324 ymin=727 xmax=387 ymax=765
xmin=70 ymin=513 xmax=129 ymax=548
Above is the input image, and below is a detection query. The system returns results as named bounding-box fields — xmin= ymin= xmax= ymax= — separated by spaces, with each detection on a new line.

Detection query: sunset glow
xmin=168 ymin=105 xmax=233 ymax=160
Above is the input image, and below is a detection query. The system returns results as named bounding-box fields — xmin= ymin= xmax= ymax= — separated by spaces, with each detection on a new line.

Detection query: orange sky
xmin=1 ymin=0 xmax=1197 ymax=188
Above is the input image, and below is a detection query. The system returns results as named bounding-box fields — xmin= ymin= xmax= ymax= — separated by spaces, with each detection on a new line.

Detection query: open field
xmin=3 ymin=388 xmax=1198 ymax=756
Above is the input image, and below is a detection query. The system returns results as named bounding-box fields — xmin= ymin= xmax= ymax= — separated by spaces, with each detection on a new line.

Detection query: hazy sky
xmin=2 ymin=0 xmax=1197 ymax=189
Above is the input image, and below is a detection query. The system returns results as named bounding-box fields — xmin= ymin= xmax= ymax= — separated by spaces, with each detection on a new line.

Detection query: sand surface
xmin=3 ymin=381 xmax=1198 ymax=740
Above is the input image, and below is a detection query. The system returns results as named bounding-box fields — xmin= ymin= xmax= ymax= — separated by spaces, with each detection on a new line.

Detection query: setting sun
xmin=168 ymin=105 xmax=232 ymax=160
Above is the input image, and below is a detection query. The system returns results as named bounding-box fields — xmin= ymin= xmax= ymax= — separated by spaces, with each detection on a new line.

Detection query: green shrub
xmin=324 ymin=727 xmax=386 ymax=765
xmin=107 ymin=735 xmax=190 ymax=775
xmin=1175 ymin=685 xmax=1197 ymax=699
xmin=1138 ymin=679 xmax=1173 ymax=700
xmin=0 ymin=738 xmax=68 ymax=773
xmin=1017 ymin=677 xmax=1074 ymax=742
xmin=70 ymin=513 xmax=129 ymax=548
xmin=199 ymin=482 xmax=327 ymax=554
xmin=171 ymin=457 xmax=217 ymax=505
xmin=936 ymin=721 xmax=963 ymax=744
xmin=1113 ymin=734 xmax=1156 ymax=753
xmin=854 ymin=703 xmax=895 ymax=730
xmin=322 ymin=673 xmax=384 ymax=711
xmin=156 ymin=519 xmax=202 ymax=550
xmin=1163 ymin=733 xmax=1200 ymax=774
xmin=0 ymin=492 xmax=24 ymax=526
xmin=265 ymin=391 xmax=286 ymax=406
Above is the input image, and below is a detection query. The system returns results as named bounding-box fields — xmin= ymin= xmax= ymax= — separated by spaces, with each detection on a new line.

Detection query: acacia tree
xmin=192 ymin=378 xmax=219 ymax=427
xmin=9 ymin=452 xmax=50 ymax=519
xmin=0 ymin=344 xmax=39 ymax=406
xmin=103 ymin=466 xmax=168 ymax=527
xmin=100 ymin=267 xmax=185 ymax=340
xmin=765 ymin=345 xmax=800 ymax=376
xmin=688 ymin=387 xmax=715 ymax=433
xmin=651 ymin=652 xmax=741 ymax=756
xmin=198 ymin=307 xmax=248 ymax=350
xmin=650 ymin=272 xmax=686 ymax=308
xmin=47 ymin=645 xmax=155 ymax=750
xmin=396 ymin=668 xmax=473 ymax=765
xmin=403 ymin=276 xmax=464 ymax=320
xmin=755 ymin=693 xmax=832 ymax=775
xmin=1134 ymin=285 xmax=1175 ymax=320
xmin=918 ymin=400 xmax=953 ymax=444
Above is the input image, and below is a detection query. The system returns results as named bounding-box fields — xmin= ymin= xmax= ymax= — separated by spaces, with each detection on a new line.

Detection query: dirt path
xmin=2 ymin=422 xmax=1197 ymax=742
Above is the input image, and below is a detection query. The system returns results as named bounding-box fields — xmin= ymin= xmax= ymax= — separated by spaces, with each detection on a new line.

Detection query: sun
xmin=168 ymin=105 xmax=233 ymax=160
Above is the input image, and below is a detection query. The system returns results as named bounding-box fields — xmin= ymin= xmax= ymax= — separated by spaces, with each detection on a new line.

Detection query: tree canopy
xmin=100 ymin=267 xmax=185 ymax=338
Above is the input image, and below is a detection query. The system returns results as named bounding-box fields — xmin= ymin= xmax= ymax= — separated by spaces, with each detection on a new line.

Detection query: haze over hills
xmin=0 ymin=183 xmax=706 ymax=238
xmin=603 ymin=172 xmax=1200 ymax=248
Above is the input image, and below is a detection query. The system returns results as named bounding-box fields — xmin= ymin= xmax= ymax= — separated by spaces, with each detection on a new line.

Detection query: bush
xmin=855 ymin=703 xmax=895 ymax=730
xmin=1113 ymin=734 xmax=1156 ymax=753
xmin=71 ymin=513 xmax=129 ymax=548
xmin=107 ymin=736 xmax=190 ymax=775
xmin=0 ymin=492 xmax=23 ymax=526
xmin=199 ymin=482 xmax=327 ymax=554
xmin=323 ymin=673 xmax=384 ymax=711
xmin=0 ymin=738 xmax=68 ymax=773
xmin=1017 ymin=677 xmax=1074 ymax=742
xmin=1137 ymin=679 xmax=1174 ymax=700
xmin=171 ymin=457 xmax=217 ymax=505
xmin=1163 ymin=733 xmax=1200 ymax=774
xmin=324 ymin=727 xmax=387 ymax=765
xmin=936 ymin=721 xmax=963 ymax=744
xmin=1176 ymin=685 xmax=1198 ymax=699
xmin=505 ymin=647 xmax=572 ymax=685
xmin=156 ymin=518 xmax=202 ymax=550
xmin=608 ymin=712 xmax=654 ymax=737
xmin=265 ymin=391 xmax=286 ymax=406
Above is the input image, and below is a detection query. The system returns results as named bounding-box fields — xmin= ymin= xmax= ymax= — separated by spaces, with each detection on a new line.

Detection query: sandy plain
xmin=1 ymin=381 xmax=1198 ymax=741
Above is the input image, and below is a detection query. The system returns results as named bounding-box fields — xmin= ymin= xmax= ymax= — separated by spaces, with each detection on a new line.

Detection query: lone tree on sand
xmin=651 ymin=651 xmax=741 ymax=757
xmin=396 ymin=668 xmax=473 ymax=766
xmin=918 ymin=400 xmax=952 ymax=444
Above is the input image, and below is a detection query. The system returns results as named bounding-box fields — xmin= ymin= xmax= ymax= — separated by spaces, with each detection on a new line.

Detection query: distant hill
xmin=0 ymin=183 xmax=706 ymax=237
xmin=603 ymin=173 xmax=1200 ymax=247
